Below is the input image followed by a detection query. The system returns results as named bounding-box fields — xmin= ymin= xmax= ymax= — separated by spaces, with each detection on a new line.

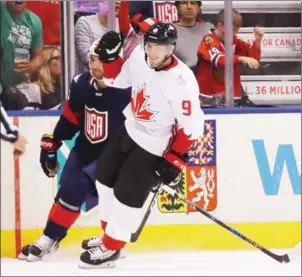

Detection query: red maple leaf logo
xmin=131 ymin=85 xmax=157 ymax=121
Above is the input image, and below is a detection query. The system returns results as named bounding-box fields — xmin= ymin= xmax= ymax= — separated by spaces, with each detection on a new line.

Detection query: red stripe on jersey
xmin=103 ymin=233 xmax=126 ymax=251
xmin=62 ymin=100 xmax=81 ymax=126
xmin=48 ymin=202 xmax=80 ymax=228
xmin=162 ymin=56 xmax=178 ymax=71
xmin=88 ymin=75 xmax=95 ymax=86
xmin=103 ymin=57 xmax=124 ymax=79
xmin=169 ymin=127 xmax=194 ymax=155
xmin=101 ymin=220 xmax=107 ymax=231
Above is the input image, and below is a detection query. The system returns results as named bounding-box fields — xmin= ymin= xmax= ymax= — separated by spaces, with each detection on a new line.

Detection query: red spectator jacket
xmin=25 ymin=1 xmax=60 ymax=45
xmin=196 ymin=31 xmax=261 ymax=98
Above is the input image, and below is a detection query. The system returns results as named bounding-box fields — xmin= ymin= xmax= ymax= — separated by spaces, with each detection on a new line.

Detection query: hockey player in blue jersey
xmin=18 ymin=38 xmax=130 ymax=261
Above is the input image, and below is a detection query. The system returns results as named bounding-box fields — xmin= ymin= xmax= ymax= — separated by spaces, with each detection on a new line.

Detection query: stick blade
xmin=130 ymin=209 xmax=151 ymax=242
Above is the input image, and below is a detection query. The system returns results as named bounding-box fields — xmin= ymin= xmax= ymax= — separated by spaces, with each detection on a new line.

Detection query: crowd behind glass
xmin=0 ymin=1 xmax=301 ymax=110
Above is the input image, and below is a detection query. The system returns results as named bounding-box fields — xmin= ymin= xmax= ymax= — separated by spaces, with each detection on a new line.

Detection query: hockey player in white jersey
xmin=79 ymin=22 xmax=205 ymax=268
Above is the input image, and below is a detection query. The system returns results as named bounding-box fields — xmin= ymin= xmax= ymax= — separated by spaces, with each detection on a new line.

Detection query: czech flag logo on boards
xmin=157 ymin=120 xmax=217 ymax=213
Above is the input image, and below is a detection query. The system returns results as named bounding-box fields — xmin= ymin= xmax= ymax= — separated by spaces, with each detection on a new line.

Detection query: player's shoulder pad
xmin=71 ymin=71 xmax=91 ymax=84
xmin=71 ymin=71 xmax=93 ymax=90
xmin=72 ymin=73 xmax=82 ymax=84
xmin=69 ymin=71 xmax=92 ymax=99
xmin=170 ymin=62 xmax=198 ymax=91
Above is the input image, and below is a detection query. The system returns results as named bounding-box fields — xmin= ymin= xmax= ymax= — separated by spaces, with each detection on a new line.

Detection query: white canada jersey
xmin=105 ymin=44 xmax=204 ymax=156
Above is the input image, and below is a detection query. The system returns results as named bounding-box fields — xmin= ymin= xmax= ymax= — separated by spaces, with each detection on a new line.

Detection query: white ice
xmin=1 ymin=250 xmax=301 ymax=276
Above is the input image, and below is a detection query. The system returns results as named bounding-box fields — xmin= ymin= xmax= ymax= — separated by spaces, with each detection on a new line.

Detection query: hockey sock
xmin=43 ymin=202 xmax=80 ymax=241
xmin=102 ymin=233 xmax=126 ymax=251
xmin=101 ymin=220 xmax=107 ymax=231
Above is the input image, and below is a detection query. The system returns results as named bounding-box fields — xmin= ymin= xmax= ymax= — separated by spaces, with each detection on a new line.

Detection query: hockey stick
xmin=130 ymin=184 xmax=161 ymax=242
xmin=162 ymin=184 xmax=301 ymax=264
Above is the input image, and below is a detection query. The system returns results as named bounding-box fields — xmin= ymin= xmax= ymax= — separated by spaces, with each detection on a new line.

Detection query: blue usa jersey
xmin=53 ymin=71 xmax=131 ymax=165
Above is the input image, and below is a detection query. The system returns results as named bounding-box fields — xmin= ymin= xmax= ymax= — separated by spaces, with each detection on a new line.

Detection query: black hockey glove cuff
xmin=155 ymin=151 xmax=187 ymax=185
xmin=40 ymin=134 xmax=62 ymax=178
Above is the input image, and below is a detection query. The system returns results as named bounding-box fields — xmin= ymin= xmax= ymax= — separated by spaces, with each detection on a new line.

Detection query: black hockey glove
xmin=155 ymin=151 xmax=187 ymax=185
xmin=40 ymin=134 xmax=62 ymax=178
xmin=95 ymin=31 xmax=124 ymax=63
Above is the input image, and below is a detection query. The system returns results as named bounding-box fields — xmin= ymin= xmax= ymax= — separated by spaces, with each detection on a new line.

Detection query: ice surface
xmin=1 ymin=250 xmax=301 ymax=276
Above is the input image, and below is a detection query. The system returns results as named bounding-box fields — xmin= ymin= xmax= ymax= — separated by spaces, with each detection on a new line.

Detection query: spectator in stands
xmin=36 ymin=46 xmax=62 ymax=109
xmin=0 ymin=46 xmax=9 ymax=109
xmin=74 ymin=1 xmax=122 ymax=73
xmin=74 ymin=1 xmax=101 ymax=14
xmin=173 ymin=1 xmax=214 ymax=71
xmin=196 ymin=9 xmax=263 ymax=106
xmin=129 ymin=1 xmax=206 ymax=24
xmin=1 ymin=45 xmax=27 ymax=153
xmin=6 ymin=46 xmax=62 ymax=110
xmin=0 ymin=1 xmax=43 ymax=87
xmin=25 ymin=1 xmax=60 ymax=46
xmin=119 ymin=1 xmax=179 ymax=60
xmin=117 ymin=1 xmax=146 ymax=60
xmin=74 ymin=1 xmax=109 ymax=74
xmin=120 ymin=1 xmax=209 ymax=61
xmin=123 ymin=1 xmax=176 ymax=58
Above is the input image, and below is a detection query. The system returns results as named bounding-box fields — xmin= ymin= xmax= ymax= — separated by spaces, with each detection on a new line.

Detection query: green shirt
xmin=0 ymin=2 xmax=43 ymax=86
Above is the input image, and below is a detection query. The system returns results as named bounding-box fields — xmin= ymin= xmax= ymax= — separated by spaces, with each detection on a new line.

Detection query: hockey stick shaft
xmin=130 ymin=185 xmax=161 ymax=242
xmin=162 ymin=185 xmax=293 ymax=263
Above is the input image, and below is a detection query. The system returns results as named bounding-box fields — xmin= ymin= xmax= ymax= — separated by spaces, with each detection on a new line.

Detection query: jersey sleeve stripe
xmin=61 ymin=100 xmax=81 ymax=126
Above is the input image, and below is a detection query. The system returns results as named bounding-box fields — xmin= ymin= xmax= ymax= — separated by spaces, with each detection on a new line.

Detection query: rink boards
xmin=1 ymin=109 xmax=301 ymax=257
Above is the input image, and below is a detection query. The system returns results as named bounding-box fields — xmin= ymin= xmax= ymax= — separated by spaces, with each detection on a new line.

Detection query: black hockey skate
xmin=26 ymin=235 xmax=59 ymax=262
xmin=82 ymin=235 xmax=126 ymax=259
xmin=79 ymin=245 xmax=121 ymax=269
xmin=81 ymin=236 xmax=103 ymax=250
xmin=17 ymin=244 xmax=31 ymax=260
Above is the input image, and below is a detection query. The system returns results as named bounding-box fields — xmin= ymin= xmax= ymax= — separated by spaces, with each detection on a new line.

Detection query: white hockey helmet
xmin=89 ymin=39 xmax=101 ymax=57
xmin=89 ymin=39 xmax=102 ymax=70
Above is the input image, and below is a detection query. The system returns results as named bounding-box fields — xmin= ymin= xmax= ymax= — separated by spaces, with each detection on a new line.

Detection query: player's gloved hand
xmin=155 ymin=150 xmax=187 ymax=185
xmin=95 ymin=31 xmax=124 ymax=63
xmin=40 ymin=134 xmax=62 ymax=178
